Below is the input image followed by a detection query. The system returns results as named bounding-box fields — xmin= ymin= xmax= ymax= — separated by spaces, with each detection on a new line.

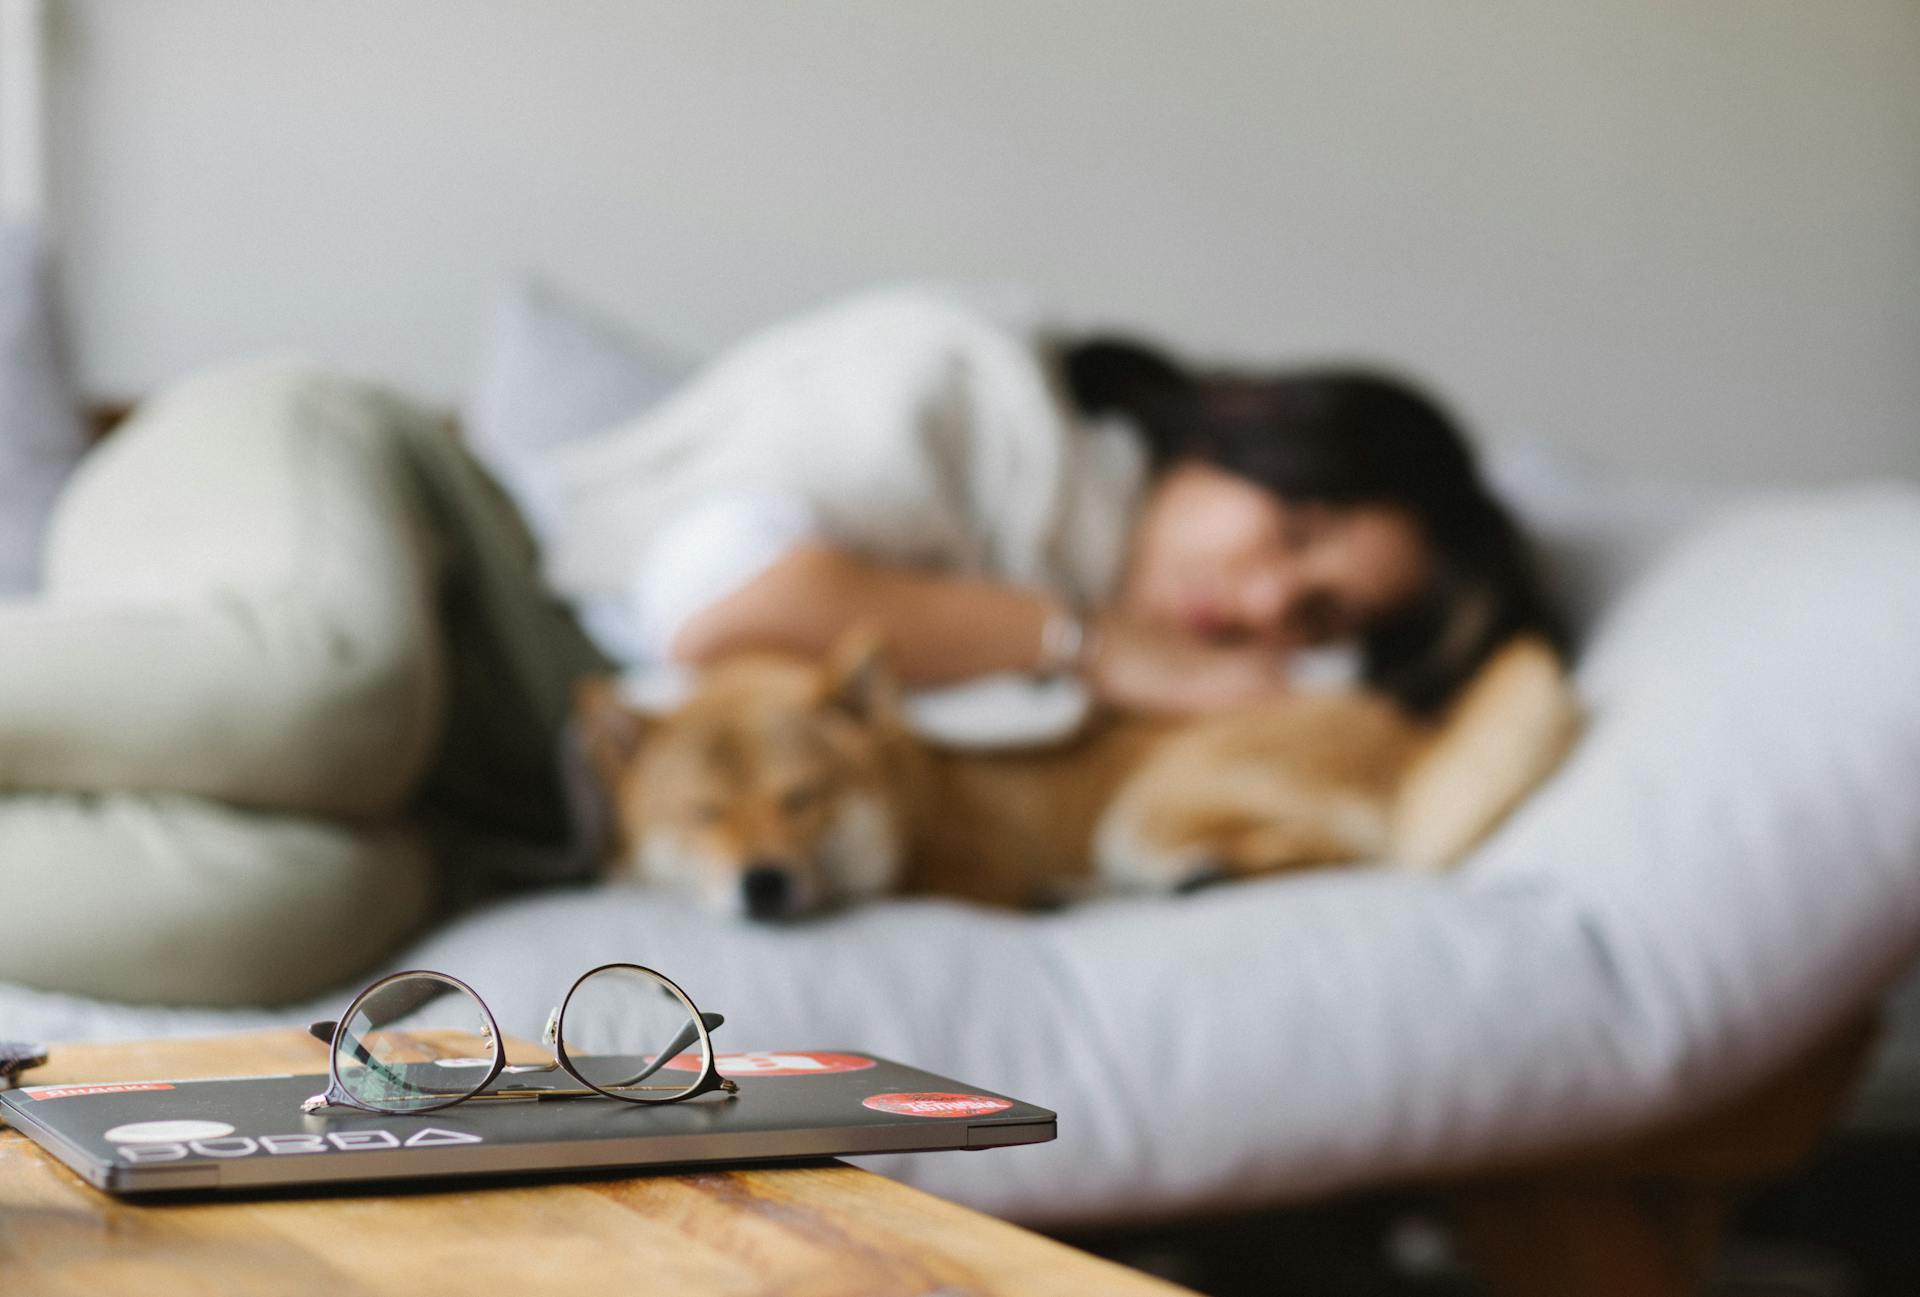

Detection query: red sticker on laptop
xmin=660 ymin=1051 xmax=877 ymax=1077
xmin=24 ymin=1082 xmax=175 ymax=1101
xmin=862 ymin=1092 xmax=1013 ymax=1118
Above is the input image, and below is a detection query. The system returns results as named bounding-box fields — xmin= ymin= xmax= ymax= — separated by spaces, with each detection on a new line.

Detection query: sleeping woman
xmin=0 ymin=283 xmax=1560 ymax=1006
xmin=536 ymin=285 xmax=1561 ymax=726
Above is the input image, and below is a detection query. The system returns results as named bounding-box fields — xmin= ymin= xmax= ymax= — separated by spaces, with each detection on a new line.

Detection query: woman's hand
xmin=1084 ymin=613 xmax=1291 ymax=715
xmin=673 ymin=543 xmax=1060 ymax=686
xmin=672 ymin=542 xmax=1292 ymax=711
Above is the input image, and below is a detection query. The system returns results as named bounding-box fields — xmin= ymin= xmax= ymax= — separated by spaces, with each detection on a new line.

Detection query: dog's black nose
xmin=741 ymin=865 xmax=793 ymax=919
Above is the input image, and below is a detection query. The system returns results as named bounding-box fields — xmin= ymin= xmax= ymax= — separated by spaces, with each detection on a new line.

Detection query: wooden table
xmin=0 ymin=1030 xmax=1193 ymax=1297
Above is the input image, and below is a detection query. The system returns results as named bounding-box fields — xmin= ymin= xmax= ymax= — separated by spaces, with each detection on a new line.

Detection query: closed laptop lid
xmin=0 ymin=1049 xmax=1054 ymax=1195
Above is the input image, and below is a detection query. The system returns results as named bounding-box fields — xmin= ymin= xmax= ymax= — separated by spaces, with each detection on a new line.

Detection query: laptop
xmin=0 ymin=1049 xmax=1055 ymax=1195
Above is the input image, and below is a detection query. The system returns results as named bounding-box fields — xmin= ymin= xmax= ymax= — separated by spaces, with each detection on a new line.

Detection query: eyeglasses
xmin=302 ymin=964 xmax=738 ymax=1115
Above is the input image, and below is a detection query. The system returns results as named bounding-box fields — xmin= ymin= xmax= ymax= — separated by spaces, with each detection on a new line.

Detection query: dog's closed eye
xmin=780 ymin=783 xmax=827 ymax=817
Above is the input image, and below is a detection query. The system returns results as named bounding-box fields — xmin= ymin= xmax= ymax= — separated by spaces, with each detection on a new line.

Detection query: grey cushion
xmin=0 ymin=221 xmax=87 ymax=595
xmin=463 ymin=275 xmax=694 ymax=538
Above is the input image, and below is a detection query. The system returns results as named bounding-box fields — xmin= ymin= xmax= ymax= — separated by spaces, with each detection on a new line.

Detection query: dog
xmin=575 ymin=628 xmax=1580 ymax=920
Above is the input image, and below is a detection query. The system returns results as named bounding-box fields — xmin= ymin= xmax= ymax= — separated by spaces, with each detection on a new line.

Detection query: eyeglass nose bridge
xmin=542 ymin=1006 xmax=561 ymax=1049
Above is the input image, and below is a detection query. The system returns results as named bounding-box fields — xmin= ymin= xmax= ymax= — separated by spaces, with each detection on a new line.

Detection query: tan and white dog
xmin=575 ymin=630 xmax=1581 ymax=920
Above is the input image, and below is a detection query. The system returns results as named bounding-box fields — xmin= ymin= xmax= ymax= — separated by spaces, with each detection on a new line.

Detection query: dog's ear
xmin=819 ymin=622 xmax=899 ymax=725
xmin=573 ymin=674 xmax=653 ymax=774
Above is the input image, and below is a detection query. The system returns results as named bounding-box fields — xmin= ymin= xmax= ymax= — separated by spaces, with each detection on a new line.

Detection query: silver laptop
xmin=0 ymin=1049 xmax=1054 ymax=1195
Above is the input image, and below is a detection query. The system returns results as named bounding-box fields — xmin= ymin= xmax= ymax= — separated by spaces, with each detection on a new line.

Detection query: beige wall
xmin=25 ymin=1 xmax=1920 ymax=483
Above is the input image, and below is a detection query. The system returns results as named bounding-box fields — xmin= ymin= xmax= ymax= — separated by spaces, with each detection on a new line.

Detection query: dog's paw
xmin=1094 ymin=806 xmax=1375 ymax=894
xmin=1090 ymin=816 xmax=1231 ymax=894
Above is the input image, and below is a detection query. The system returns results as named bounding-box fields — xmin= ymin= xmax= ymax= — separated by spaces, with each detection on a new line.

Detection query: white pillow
xmin=1485 ymin=440 xmax=1734 ymax=643
xmin=463 ymin=276 xmax=694 ymax=538
xmin=0 ymin=221 xmax=87 ymax=595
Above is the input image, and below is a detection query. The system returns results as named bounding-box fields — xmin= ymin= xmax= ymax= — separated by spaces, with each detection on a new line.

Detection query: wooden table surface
xmin=0 ymin=1030 xmax=1193 ymax=1297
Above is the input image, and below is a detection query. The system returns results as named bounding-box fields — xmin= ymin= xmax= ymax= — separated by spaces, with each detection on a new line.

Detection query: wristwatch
xmin=0 ymin=1040 xmax=49 ymax=1091
xmin=1037 ymin=603 xmax=1101 ymax=678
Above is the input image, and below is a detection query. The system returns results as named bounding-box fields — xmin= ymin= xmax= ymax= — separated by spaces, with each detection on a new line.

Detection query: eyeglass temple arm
xmin=309 ymin=1020 xmax=381 ymax=1069
xmin=615 ymin=1011 xmax=725 ymax=1086
xmin=310 ymin=1012 xmax=449 ymax=1100
xmin=306 ymin=1019 xmax=417 ymax=1103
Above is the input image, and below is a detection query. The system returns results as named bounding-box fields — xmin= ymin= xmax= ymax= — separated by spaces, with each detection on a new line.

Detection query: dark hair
xmin=1060 ymin=337 xmax=1564 ymax=715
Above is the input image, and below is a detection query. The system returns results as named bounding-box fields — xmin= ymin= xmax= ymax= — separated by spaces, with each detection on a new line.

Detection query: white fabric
xmin=532 ymin=281 xmax=1151 ymax=746
xmin=5 ymin=474 xmax=1918 ymax=1229
xmin=464 ymin=276 xmax=1105 ymax=673
xmin=536 ymin=283 xmax=1151 ymax=659
xmin=902 ymin=673 xmax=1096 ymax=749
xmin=0 ymin=220 xmax=87 ymax=595
xmin=467 ymin=278 xmax=1363 ymax=745
xmin=579 ymin=489 xmax=819 ymax=665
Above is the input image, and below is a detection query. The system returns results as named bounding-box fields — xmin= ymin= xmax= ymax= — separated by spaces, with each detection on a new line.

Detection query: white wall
xmin=25 ymin=1 xmax=1920 ymax=483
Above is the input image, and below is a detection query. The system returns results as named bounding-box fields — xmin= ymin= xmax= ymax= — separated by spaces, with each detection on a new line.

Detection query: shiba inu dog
xmin=576 ymin=630 xmax=1579 ymax=920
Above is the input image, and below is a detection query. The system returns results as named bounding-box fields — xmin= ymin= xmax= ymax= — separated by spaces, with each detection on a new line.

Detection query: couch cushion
xmin=464 ymin=276 xmax=693 ymax=538
xmin=0 ymin=221 xmax=87 ymax=595
xmin=2 ymin=478 xmax=1914 ymax=1230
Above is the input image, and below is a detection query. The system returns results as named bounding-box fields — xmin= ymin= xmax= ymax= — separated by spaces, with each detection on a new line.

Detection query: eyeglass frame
xmin=302 ymin=963 xmax=739 ymax=1115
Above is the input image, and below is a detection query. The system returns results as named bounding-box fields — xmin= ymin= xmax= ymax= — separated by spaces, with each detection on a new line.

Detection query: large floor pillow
xmin=406 ymin=482 xmax=1920 ymax=1227
xmin=2 ymin=478 xmax=1915 ymax=1230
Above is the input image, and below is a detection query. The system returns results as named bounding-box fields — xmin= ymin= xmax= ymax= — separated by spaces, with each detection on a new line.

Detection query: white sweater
xmin=535 ymin=284 xmax=1149 ymax=673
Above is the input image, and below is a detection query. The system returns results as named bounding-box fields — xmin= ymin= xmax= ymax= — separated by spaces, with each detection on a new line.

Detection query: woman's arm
xmin=669 ymin=542 xmax=1052 ymax=684
xmin=670 ymin=541 xmax=1291 ymax=710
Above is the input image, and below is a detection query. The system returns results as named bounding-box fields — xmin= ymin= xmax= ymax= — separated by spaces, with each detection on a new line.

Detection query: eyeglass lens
xmin=334 ymin=972 xmax=497 ymax=1112
xmin=560 ymin=965 xmax=708 ymax=1099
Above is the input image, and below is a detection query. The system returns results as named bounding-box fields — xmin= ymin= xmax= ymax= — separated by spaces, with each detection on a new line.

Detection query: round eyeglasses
xmin=302 ymin=964 xmax=738 ymax=1115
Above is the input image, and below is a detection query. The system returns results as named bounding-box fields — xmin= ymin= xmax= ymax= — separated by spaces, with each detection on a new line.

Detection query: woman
xmin=0 ymin=285 xmax=1556 ymax=1006
xmin=534 ymin=285 xmax=1559 ymax=726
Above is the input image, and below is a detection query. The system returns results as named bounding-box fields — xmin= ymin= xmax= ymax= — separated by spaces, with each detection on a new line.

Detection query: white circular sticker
xmin=105 ymin=1120 xmax=236 ymax=1143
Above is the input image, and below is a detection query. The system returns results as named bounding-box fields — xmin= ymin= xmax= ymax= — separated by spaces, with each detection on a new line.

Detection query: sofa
xmin=5 ymin=404 xmax=1917 ymax=1240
